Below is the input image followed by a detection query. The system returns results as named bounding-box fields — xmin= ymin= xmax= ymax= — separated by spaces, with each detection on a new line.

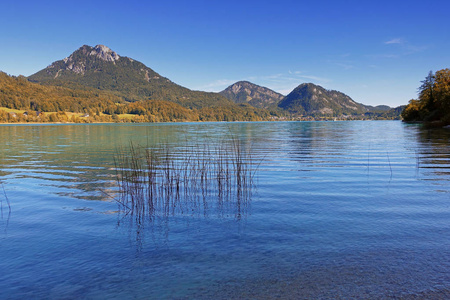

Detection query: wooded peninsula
xmin=402 ymin=68 xmax=450 ymax=126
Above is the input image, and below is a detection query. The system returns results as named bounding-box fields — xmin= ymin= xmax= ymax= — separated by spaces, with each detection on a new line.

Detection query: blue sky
xmin=1 ymin=0 xmax=449 ymax=107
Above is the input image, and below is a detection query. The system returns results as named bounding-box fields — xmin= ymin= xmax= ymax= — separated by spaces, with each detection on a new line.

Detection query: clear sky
xmin=1 ymin=0 xmax=449 ymax=107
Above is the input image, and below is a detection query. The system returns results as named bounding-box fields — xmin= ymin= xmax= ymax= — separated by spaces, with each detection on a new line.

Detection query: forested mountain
xmin=220 ymin=81 xmax=284 ymax=108
xmin=28 ymin=45 xmax=232 ymax=109
xmin=0 ymin=71 xmax=271 ymax=123
xmin=220 ymin=81 xmax=403 ymax=119
xmin=277 ymin=83 xmax=367 ymax=116
xmin=365 ymin=105 xmax=391 ymax=112
xmin=0 ymin=71 xmax=121 ymax=112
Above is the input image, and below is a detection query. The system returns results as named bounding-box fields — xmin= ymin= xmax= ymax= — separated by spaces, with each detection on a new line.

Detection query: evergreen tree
xmin=418 ymin=71 xmax=435 ymax=111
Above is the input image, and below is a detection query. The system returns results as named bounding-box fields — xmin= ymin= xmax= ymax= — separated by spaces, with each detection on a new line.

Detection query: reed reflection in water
xmin=114 ymin=140 xmax=258 ymax=231
xmin=0 ymin=181 xmax=11 ymax=230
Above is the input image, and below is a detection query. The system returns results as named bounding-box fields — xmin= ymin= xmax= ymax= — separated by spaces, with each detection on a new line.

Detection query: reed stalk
xmin=114 ymin=139 xmax=258 ymax=221
xmin=1 ymin=182 xmax=10 ymax=220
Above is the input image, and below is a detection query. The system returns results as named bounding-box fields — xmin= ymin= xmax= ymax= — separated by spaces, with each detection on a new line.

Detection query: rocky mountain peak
xmin=229 ymin=81 xmax=254 ymax=93
xmin=90 ymin=45 xmax=120 ymax=62
xmin=61 ymin=45 xmax=120 ymax=64
xmin=46 ymin=45 xmax=121 ymax=76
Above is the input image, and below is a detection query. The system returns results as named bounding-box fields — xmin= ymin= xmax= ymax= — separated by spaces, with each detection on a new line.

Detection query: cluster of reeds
xmin=114 ymin=139 xmax=258 ymax=223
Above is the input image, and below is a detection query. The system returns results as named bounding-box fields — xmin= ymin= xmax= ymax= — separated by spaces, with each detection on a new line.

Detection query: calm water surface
xmin=0 ymin=121 xmax=450 ymax=299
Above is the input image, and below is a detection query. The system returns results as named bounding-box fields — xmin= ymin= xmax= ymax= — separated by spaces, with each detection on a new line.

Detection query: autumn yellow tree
xmin=402 ymin=68 xmax=450 ymax=124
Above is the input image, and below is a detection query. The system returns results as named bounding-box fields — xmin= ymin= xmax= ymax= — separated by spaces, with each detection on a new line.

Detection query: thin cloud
xmin=326 ymin=57 xmax=356 ymax=70
xmin=335 ymin=62 xmax=355 ymax=70
xmin=385 ymin=38 xmax=404 ymax=45
xmin=370 ymin=38 xmax=429 ymax=59
xmin=369 ymin=54 xmax=400 ymax=59
xmin=297 ymin=74 xmax=330 ymax=82
xmin=404 ymin=44 xmax=428 ymax=54
xmin=264 ymin=71 xmax=330 ymax=83
xmin=198 ymin=79 xmax=236 ymax=92
xmin=197 ymin=71 xmax=331 ymax=94
xmin=384 ymin=38 xmax=428 ymax=54
xmin=265 ymin=73 xmax=284 ymax=80
xmin=255 ymin=71 xmax=331 ymax=95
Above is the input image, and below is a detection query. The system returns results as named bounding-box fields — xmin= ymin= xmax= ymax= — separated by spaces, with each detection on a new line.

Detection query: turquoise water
xmin=1 ymin=121 xmax=450 ymax=299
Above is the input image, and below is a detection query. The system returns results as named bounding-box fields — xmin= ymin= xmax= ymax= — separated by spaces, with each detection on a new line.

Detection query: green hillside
xmin=0 ymin=71 xmax=271 ymax=123
xmin=0 ymin=71 xmax=121 ymax=113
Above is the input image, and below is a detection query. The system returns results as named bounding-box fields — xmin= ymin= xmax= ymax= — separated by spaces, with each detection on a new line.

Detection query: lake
xmin=1 ymin=121 xmax=449 ymax=299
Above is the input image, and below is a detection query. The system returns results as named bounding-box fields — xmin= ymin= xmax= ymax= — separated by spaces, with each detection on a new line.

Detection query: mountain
xmin=372 ymin=105 xmax=391 ymax=111
xmin=0 ymin=71 xmax=272 ymax=123
xmin=9 ymin=44 xmax=403 ymax=122
xmin=364 ymin=104 xmax=393 ymax=112
xmin=278 ymin=83 xmax=367 ymax=116
xmin=28 ymin=45 xmax=232 ymax=109
xmin=383 ymin=105 xmax=406 ymax=119
xmin=219 ymin=81 xmax=284 ymax=108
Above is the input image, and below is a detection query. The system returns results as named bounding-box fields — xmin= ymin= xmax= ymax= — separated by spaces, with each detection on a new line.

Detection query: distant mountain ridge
xmin=220 ymin=81 xmax=402 ymax=117
xmin=28 ymin=45 xmax=232 ymax=109
xmin=21 ymin=44 xmax=403 ymax=120
xmin=277 ymin=83 xmax=368 ymax=115
xmin=219 ymin=81 xmax=284 ymax=108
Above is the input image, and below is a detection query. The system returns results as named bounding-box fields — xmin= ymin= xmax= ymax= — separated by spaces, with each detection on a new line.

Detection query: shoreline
xmin=0 ymin=119 xmax=402 ymax=126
